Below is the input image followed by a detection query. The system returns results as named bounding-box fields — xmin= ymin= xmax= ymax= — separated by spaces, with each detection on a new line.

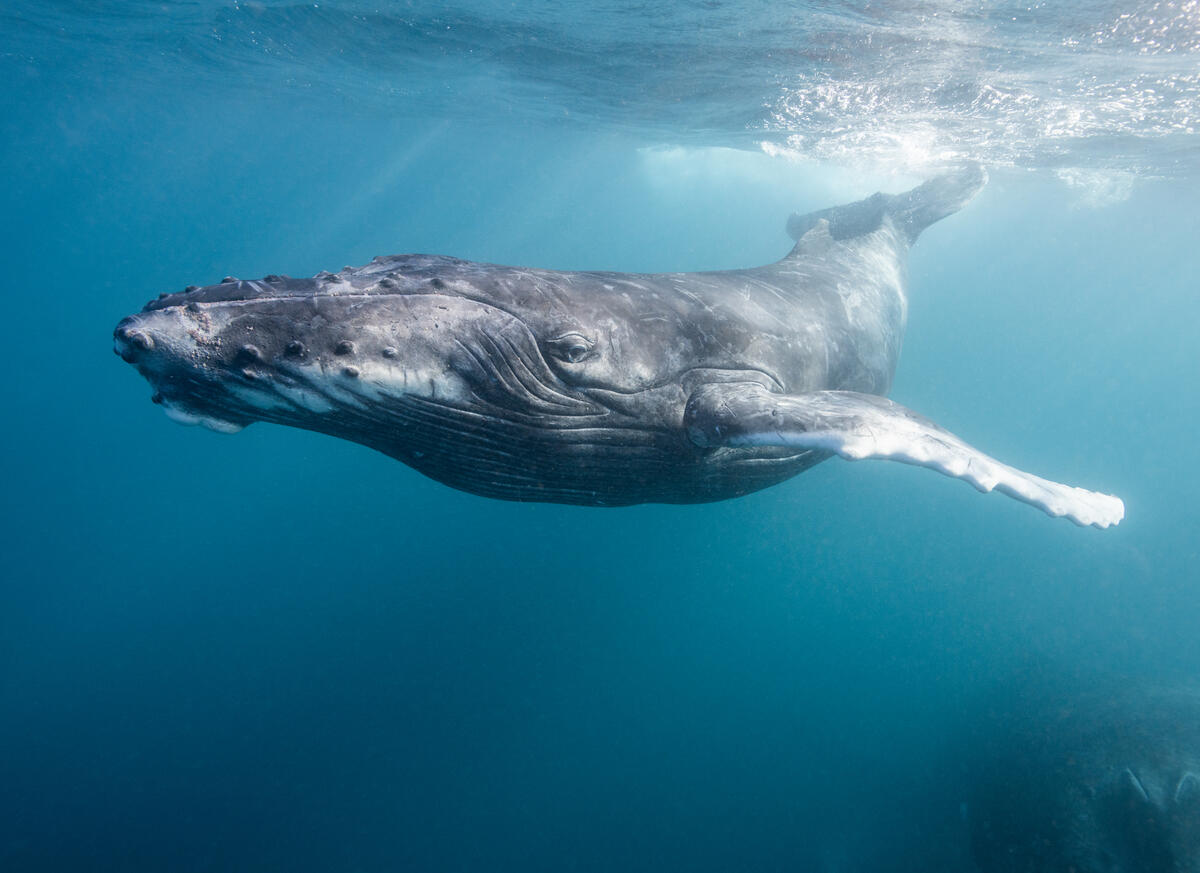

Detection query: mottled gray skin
xmin=117 ymin=167 xmax=1073 ymax=511
xmin=970 ymin=688 xmax=1200 ymax=873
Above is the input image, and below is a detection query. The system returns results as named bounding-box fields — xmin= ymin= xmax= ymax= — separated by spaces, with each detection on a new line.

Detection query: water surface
xmin=2 ymin=3 xmax=1198 ymax=871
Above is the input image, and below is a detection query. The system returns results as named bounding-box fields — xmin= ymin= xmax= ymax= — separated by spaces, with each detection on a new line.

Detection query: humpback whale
xmin=113 ymin=166 xmax=1123 ymax=527
xmin=969 ymin=686 xmax=1200 ymax=872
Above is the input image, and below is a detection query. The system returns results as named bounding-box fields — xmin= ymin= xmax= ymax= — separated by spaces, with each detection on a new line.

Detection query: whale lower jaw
xmin=158 ymin=400 xmax=247 ymax=434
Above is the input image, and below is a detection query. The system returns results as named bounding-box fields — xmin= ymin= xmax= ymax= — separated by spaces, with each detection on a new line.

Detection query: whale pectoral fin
xmin=684 ymin=383 xmax=1124 ymax=529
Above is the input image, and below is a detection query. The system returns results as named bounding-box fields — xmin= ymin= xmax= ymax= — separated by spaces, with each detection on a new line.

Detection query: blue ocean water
xmin=2 ymin=2 xmax=1198 ymax=871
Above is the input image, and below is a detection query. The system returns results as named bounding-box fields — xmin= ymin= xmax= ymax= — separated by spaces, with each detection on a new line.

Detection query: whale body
xmin=113 ymin=166 xmax=1123 ymax=527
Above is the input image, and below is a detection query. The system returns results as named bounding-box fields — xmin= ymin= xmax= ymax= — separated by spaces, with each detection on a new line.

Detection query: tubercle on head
xmin=229 ymin=328 xmax=421 ymax=376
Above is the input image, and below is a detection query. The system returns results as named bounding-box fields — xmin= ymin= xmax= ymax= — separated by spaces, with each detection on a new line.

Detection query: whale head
xmin=112 ymin=258 xmax=773 ymax=504
xmin=1081 ymin=765 xmax=1200 ymax=872
xmin=114 ymin=269 xmax=600 ymax=433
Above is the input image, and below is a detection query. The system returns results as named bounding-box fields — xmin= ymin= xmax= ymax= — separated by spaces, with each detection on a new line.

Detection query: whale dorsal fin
xmin=786 ymin=164 xmax=987 ymax=248
xmin=788 ymin=217 xmax=836 ymax=254
xmin=787 ymin=192 xmax=889 ymax=243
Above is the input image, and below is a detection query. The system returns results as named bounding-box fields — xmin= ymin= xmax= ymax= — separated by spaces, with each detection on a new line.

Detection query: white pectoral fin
xmin=685 ymin=384 xmax=1124 ymax=528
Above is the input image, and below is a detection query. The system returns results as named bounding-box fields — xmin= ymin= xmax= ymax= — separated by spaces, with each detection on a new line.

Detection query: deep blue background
xmin=3 ymin=9 xmax=1199 ymax=872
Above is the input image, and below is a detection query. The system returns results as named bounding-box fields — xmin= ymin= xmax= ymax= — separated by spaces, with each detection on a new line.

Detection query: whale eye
xmin=545 ymin=332 xmax=596 ymax=364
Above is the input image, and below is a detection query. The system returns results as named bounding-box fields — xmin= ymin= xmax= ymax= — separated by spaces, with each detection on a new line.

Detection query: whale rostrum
xmin=113 ymin=165 xmax=1124 ymax=527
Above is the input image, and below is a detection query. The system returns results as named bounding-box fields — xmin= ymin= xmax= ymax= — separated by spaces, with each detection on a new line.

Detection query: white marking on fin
xmin=731 ymin=423 xmax=1124 ymax=529
xmin=696 ymin=386 xmax=1124 ymax=529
